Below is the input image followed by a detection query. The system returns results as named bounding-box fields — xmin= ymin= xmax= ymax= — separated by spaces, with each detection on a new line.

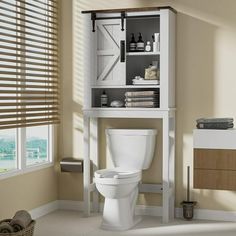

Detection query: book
xmin=196 ymin=122 xmax=234 ymax=129
xmin=196 ymin=117 xmax=234 ymax=124
xmin=125 ymin=91 xmax=158 ymax=97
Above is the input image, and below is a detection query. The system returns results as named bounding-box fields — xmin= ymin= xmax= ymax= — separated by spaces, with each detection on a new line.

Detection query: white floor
xmin=34 ymin=210 xmax=236 ymax=236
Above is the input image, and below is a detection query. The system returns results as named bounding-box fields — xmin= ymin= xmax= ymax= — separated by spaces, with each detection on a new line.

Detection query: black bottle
xmin=129 ymin=33 xmax=136 ymax=52
xmin=101 ymin=90 xmax=108 ymax=107
xmin=136 ymin=32 xmax=144 ymax=51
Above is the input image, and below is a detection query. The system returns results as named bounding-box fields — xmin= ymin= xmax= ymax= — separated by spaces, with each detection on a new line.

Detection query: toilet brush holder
xmin=181 ymin=201 xmax=197 ymax=220
xmin=181 ymin=166 xmax=197 ymax=220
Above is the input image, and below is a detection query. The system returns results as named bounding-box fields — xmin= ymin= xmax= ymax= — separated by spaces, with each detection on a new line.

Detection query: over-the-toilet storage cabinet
xmin=82 ymin=7 xmax=176 ymax=223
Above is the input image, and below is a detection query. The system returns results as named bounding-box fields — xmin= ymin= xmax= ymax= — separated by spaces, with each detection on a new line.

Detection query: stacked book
xmin=125 ymin=90 xmax=159 ymax=108
xmin=196 ymin=117 xmax=234 ymax=129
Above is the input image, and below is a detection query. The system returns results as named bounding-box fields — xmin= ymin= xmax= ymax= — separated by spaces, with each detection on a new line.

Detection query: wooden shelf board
xmin=81 ymin=6 xmax=177 ymax=14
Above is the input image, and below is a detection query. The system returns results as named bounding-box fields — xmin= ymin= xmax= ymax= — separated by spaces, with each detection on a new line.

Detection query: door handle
xmin=120 ymin=40 xmax=125 ymax=62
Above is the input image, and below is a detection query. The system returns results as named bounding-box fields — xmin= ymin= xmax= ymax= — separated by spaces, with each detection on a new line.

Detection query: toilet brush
xmin=187 ymin=166 xmax=190 ymax=202
xmin=181 ymin=166 xmax=197 ymax=220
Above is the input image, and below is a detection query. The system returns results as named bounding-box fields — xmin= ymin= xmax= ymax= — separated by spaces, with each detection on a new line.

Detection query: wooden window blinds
xmin=0 ymin=0 xmax=59 ymax=129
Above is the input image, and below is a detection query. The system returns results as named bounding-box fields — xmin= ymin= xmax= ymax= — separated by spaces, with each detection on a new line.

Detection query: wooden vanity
xmin=193 ymin=129 xmax=236 ymax=190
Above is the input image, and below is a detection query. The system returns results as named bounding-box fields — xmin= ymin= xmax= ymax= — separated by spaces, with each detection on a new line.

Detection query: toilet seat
xmin=95 ymin=168 xmax=140 ymax=179
xmin=94 ymin=168 xmax=141 ymax=185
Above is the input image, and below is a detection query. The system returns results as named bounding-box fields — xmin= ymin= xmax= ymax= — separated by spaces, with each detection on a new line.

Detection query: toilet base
xmin=101 ymin=215 xmax=142 ymax=231
xmin=101 ymin=192 xmax=140 ymax=231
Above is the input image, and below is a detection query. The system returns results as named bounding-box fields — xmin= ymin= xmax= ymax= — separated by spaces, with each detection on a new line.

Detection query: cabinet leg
xmin=162 ymin=113 xmax=175 ymax=223
xmin=91 ymin=117 xmax=99 ymax=212
xmin=83 ymin=116 xmax=90 ymax=217
xmin=169 ymin=115 xmax=175 ymax=219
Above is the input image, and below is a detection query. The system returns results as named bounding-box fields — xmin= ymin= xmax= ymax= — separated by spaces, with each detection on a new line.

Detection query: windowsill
xmin=0 ymin=162 xmax=54 ymax=180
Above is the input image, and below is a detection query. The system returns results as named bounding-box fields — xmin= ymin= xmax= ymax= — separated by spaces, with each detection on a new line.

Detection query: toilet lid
xmin=95 ymin=168 xmax=141 ymax=179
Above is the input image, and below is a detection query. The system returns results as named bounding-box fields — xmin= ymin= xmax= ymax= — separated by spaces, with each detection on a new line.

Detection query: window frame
xmin=0 ymin=0 xmax=58 ymax=179
xmin=0 ymin=125 xmax=54 ymax=180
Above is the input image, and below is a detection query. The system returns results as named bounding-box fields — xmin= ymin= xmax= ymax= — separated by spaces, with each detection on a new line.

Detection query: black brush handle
xmin=120 ymin=40 xmax=125 ymax=62
xmin=187 ymin=166 xmax=190 ymax=202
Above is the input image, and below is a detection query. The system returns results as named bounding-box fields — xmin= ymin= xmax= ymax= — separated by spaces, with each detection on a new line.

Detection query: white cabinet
xmin=82 ymin=7 xmax=176 ymax=223
xmin=84 ymin=8 xmax=175 ymax=110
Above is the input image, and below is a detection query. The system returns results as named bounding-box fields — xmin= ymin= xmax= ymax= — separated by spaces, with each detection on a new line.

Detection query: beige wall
xmin=59 ymin=0 xmax=236 ymax=211
xmin=0 ymin=167 xmax=58 ymax=219
xmin=58 ymin=0 xmax=84 ymax=201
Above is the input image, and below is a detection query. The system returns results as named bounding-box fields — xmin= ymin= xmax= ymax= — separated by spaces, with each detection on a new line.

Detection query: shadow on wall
xmin=172 ymin=0 xmax=236 ymax=30
xmin=175 ymin=12 xmax=216 ymax=205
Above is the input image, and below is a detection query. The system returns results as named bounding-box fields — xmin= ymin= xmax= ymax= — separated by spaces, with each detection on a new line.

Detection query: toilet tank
xmin=106 ymin=129 xmax=157 ymax=170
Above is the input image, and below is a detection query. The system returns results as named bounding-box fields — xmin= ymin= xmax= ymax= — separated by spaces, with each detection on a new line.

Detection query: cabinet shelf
xmin=83 ymin=107 xmax=176 ymax=118
xmin=91 ymin=85 xmax=160 ymax=89
xmin=126 ymin=51 xmax=160 ymax=56
xmin=85 ymin=107 xmax=175 ymax=111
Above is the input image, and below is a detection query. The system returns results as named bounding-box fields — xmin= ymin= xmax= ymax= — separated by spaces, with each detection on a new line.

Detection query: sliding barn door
xmin=95 ymin=19 xmax=126 ymax=86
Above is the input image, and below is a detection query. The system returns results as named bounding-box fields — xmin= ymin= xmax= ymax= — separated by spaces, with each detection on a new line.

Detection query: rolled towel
xmin=0 ymin=221 xmax=14 ymax=233
xmin=10 ymin=210 xmax=32 ymax=232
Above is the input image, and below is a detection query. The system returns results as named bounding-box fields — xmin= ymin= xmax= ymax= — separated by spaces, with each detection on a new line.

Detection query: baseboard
xmin=135 ymin=204 xmax=162 ymax=217
xmin=29 ymin=201 xmax=59 ymax=219
xmin=30 ymin=200 xmax=236 ymax=222
xmin=175 ymin=207 xmax=236 ymax=222
xmin=57 ymin=200 xmax=163 ymax=217
xmin=58 ymin=200 xmax=85 ymax=211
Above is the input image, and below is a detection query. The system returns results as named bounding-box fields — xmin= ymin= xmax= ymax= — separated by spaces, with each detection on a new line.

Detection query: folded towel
xmin=196 ymin=122 xmax=234 ymax=129
xmin=10 ymin=210 xmax=32 ymax=232
xmin=0 ymin=221 xmax=14 ymax=233
xmin=125 ymin=101 xmax=158 ymax=108
xmin=132 ymin=79 xmax=159 ymax=85
xmin=196 ymin=117 xmax=234 ymax=124
xmin=125 ymin=96 xmax=158 ymax=102
xmin=125 ymin=91 xmax=158 ymax=97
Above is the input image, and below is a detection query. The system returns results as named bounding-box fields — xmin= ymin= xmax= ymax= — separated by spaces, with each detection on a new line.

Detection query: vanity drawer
xmin=193 ymin=129 xmax=236 ymax=190
xmin=194 ymin=149 xmax=236 ymax=170
xmin=194 ymin=169 xmax=236 ymax=190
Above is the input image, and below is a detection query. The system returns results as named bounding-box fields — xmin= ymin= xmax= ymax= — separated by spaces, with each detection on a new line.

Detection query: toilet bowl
xmin=94 ymin=129 xmax=157 ymax=231
xmin=94 ymin=168 xmax=141 ymax=231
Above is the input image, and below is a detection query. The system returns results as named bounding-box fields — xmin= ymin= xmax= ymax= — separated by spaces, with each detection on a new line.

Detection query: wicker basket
xmin=0 ymin=219 xmax=35 ymax=236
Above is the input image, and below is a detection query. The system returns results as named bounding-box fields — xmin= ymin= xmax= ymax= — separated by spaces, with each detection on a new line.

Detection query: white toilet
xmin=94 ymin=129 xmax=157 ymax=231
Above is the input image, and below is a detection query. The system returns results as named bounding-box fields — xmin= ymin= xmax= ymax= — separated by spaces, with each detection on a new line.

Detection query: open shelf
xmin=126 ymin=54 xmax=160 ymax=85
xmin=92 ymin=87 xmax=160 ymax=108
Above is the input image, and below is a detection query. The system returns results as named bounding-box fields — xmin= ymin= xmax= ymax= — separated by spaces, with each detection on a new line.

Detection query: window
xmin=0 ymin=125 xmax=52 ymax=174
xmin=0 ymin=129 xmax=17 ymax=173
xmin=26 ymin=125 xmax=50 ymax=166
xmin=0 ymin=0 xmax=58 ymax=177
